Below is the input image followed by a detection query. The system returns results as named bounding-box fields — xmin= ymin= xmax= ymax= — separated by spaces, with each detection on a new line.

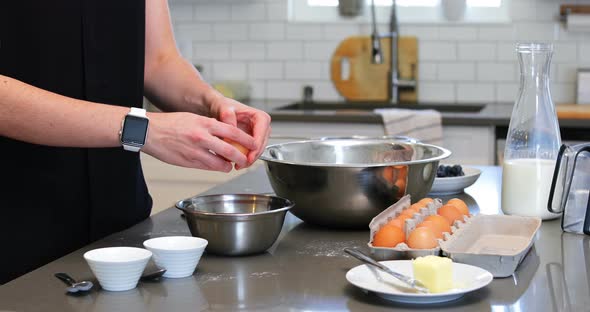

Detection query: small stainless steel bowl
xmin=176 ymin=194 xmax=294 ymax=256
xmin=259 ymin=136 xmax=451 ymax=228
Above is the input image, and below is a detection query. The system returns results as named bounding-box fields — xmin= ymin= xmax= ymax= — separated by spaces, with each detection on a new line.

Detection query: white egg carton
xmin=367 ymin=194 xmax=542 ymax=277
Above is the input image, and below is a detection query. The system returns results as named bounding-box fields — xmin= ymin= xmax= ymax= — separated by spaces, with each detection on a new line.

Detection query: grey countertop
xmin=268 ymin=101 xmax=590 ymax=129
xmin=1 ymin=166 xmax=589 ymax=312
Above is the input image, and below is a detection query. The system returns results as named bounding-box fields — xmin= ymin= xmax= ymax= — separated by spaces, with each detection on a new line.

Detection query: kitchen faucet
xmin=370 ymin=0 xmax=416 ymax=104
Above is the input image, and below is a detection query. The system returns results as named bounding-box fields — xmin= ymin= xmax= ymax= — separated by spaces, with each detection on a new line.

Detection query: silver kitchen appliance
xmin=548 ymin=143 xmax=590 ymax=234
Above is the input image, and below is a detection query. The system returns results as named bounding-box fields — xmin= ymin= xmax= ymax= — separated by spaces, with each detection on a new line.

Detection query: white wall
xmin=169 ymin=0 xmax=590 ymax=110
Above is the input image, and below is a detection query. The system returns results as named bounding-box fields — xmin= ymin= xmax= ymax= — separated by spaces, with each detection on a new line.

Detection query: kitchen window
xmin=290 ymin=0 xmax=510 ymax=24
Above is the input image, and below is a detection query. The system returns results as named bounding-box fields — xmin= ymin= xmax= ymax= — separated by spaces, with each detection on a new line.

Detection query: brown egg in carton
xmin=367 ymin=194 xmax=542 ymax=278
xmin=367 ymin=194 xmax=470 ymax=261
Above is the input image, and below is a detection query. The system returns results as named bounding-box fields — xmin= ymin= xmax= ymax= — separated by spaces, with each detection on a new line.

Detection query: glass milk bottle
xmin=502 ymin=43 xmax=562 ymax=220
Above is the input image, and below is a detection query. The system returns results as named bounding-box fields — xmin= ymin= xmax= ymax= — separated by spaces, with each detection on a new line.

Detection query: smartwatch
xmin=119 ymin=107 xmax=149 ymax=152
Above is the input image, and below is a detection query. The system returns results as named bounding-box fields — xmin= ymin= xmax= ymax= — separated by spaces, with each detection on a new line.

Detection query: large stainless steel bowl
xmin=176 ymin=194 xmax=294 ymax=256
xmin=259 ymin=136 xmax=451 ymax=228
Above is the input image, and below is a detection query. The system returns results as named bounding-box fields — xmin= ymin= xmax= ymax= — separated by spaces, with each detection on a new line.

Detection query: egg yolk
xmin=407 ymin=227 xmax=438 ymax=249
xmin=424 ymin=214 xmax=452 ymax=234
xmin=447 ymin=198 xmax=470 ymax=216
xmin=437 ymin=204 xmax=464 ymax=225
xmin=372 ymin=224 xmax=405 ymax=248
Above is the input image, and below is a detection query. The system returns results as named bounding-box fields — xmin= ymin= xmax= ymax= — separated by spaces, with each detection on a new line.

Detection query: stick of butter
xmin=412 ymin=255 xmax=453 ymax=293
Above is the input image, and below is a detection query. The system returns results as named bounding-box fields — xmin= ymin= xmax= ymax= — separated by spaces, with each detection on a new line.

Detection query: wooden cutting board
xmin=330 ymin=36 xmax=417 ymax=102
xmin=557 ymin=104 xmax=590 ymax=119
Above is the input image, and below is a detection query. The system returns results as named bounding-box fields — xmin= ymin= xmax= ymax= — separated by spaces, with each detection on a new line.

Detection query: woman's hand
xmin=208 ymin=93 xmax=271 ymax=169
xmin=142 ymin=112 xmax=257 ymax=172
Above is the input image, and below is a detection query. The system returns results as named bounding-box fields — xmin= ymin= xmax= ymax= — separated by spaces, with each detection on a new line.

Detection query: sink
xmin=277 ymin=101 xmax=486 ymax=113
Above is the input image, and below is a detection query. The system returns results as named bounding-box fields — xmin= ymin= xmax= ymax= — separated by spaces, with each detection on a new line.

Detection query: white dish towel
xmin=373 ymin=108 xmax=443 ymax=146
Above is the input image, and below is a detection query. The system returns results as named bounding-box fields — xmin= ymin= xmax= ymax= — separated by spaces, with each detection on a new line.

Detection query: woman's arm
xmin=0 ymin=74 xmax=126 ymax=148
xmin=143 ymin=0 xmax=271 ymax=169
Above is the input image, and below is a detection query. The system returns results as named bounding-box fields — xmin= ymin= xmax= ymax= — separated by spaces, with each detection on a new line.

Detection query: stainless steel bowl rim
xmin=259 ymin=136 xmax=452 ymax=167
xmin=175 ymin=194 xmax=295 ymax=218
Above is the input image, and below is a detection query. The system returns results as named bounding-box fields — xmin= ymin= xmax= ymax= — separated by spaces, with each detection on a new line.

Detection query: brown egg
xmin=407 ymin=227 xmax=438 ymax=249
xmin=373 ymin=224 xmax=405 ymax=248
xmin=417 ymin=220 xmax=443 ymax=239
xmin=447 ymin=198 xmax=470 ymax=216
xmin=387 ymin=218 xmax=405 ymax=231
xmin=408 ymin=203 xmax=426 ymax=213
xmin=399 ymin=209 xmax=416 ymax=219
xmin=438 ymin=204 xmax=464 ymax=225
xmin=418 ymin=198 xmax=434 ymax=206
xmin=223 ymin=138 xmax=249 ymax=156
xmin=424 ymin=214 xmax=452 ymax=234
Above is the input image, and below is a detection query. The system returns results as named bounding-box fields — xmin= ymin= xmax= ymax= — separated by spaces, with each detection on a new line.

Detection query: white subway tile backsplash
xmin=287 ymin=24 xmax=323 ymax=40
xmin=419 ymin=42 xmax=457 ymax=61
xmin=418 ymin=82 xmax=455 ymax=103
xmin=248 ymin=80 xmax=266 ymax=100
xmin=579 ymin=43 xmax=590 ymax=63
xmin=312 ymin=81 xmax=342 ymax=100
xmin=457 ymin=83 xmax=495 ymax=103
xmin=249 ymin=23 xmax=285 ymax=40
xmin=304 ymin=42 xmax=339 ymax=61
xmin=267 ymin=81 xmax=303 ymax=99
xmin=552 ymin=43 xmax=577 ymax=63
xmin=437 ymin=63 xmax=475 ymax=81
xmin=231 ymin=3 xmax=266 ymax=21
xmin=212 ymin=62 xmax=247 ymax=80
xmin=497 ymin=43 xmax=517 ymax=61
xmin=322 ymin=25 xmax=361 ymax=40
xmin=477 ymin=63 xmax=517 ymax=82
xmin=458 ymin=43 xmax=496 ymax=61
xmin=193 ymin=42 xmax=230 ymax=60
xmin=170 ymin=5 xmax=193 ymax=22
xmin=478 ymin=26 xmax=515 ymax=41
xmin=438 ymin=27 xmax=477 ymax=41
xmin=175 ymin=24 xmax=212 ymax=41
xmin=213 ymin=24 xmax=248 ymax=41
xmin=231 ymin=43 xmax=266 ymax=60
xmin=496 ymin=83 xmax=519 ymax=103
xmin=419 ymin=63 xmax=437 ymax=81
xmin=551 ymin=83 xmax=576 ymax=104
xmin=514 ymin=23 xmax=558 ymax=41
xmin=267 ymin=2 xmax=288 ymax=21
xmin=168 ymin=0 xmax=586 ymax=102
xmin=267 ymin=42 xmax=303 ymax=60
xmin=194 ymin=5 xmax=231 ymax=22
xmin=535 ymin=3 xmax=560 ymax=22
xmin=556 ymin=64 xmax=579 ymax=83
xmin=400 ymin=26 xmax=439 ymax=40
xmin=248 ymin=62 xmax=283 ymax=79
xmin=510 ymin=1 xmax=537 ymax=22
xmin=285 ymin=62 xmax=322 ymax=80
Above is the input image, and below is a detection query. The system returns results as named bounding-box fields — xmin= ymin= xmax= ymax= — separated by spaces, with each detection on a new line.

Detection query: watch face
xmin=121 ymin=115 xmax=149 ymax=145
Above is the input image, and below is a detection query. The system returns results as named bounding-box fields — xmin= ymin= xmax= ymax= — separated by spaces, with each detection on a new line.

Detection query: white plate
xmin=346 ymin=260 xmax=493 ymax=304
xmin=429 ymin=166 xmax=481 ymax=195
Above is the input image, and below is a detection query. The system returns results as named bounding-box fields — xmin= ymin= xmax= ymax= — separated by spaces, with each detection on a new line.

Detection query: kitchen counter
xmin=269 ymin=101 xmax=590 ymax=134
xmin=1 ymin=166 xmax=589 ymax=311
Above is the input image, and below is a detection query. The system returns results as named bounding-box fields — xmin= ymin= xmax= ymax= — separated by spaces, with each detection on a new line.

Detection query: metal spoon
xmin=55 ymin=268 xmax=167 ymax=293
xmin=54 ymin=273 xmax=94 ymax=293
xmin=140 ymin=268 xmax=167 ymax=281
xmin=343 ymin=248 xmax=429 ymax=293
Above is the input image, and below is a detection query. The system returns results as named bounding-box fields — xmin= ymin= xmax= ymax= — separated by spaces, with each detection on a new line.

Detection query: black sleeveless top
xmin=0 ymin=1 xmax=151 ymax=283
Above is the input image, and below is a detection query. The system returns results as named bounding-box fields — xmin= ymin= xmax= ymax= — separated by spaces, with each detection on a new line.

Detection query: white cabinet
xmin=442 ymin=125 xmax=495 ymax=165
xmin=140 ymin=154 xmax=255 ymax=215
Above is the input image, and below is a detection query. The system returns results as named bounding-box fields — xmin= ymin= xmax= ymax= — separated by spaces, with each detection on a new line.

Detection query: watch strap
xmin=128 ymin=107 xmax=147 ymax=117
